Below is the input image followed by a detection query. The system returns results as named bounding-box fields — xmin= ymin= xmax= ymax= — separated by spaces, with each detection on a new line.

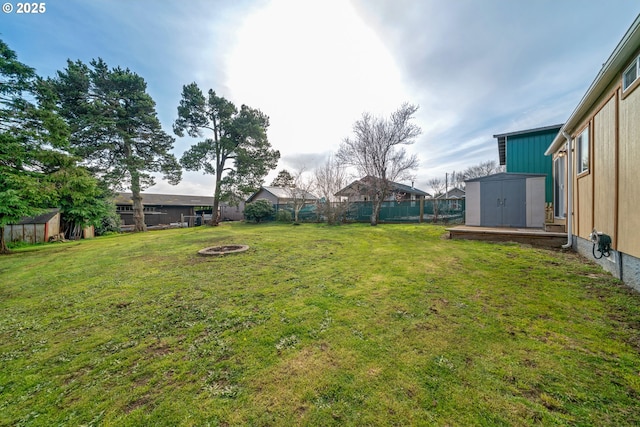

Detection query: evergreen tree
xmin=271 ymin=169 xmax=295 ymax=187
xmin=51 ymin=59 xmax=181 ymax=232
xmin=0 ymin=39 xmax=69 ymax=253
xmin=174 ymin=83 xmax=279 ymax=225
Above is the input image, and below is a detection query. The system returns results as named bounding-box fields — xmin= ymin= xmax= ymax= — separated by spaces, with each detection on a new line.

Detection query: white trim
xmin=576 ymin=127 xmax=589 ymax=175
xmin=623 ymin=54 xmax=640 ymax=91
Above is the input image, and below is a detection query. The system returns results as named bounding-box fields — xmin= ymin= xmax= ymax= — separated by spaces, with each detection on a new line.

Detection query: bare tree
xmin=336 ymin=103 xmax=421 ymax=225
xmin=460 ymin=160 xmax=504 ymax=182
xmin=427 ymin=177 xmax=446 ymax=197
xmin=313 ymin=155 xmax=350 ymax=224
xmin=447 ymin=170 xmax=465 ymax=190
xmin=285 ymin=167 xmax=316 ymax=223
xmin=427 ymin=177 xmax=446 ymax=223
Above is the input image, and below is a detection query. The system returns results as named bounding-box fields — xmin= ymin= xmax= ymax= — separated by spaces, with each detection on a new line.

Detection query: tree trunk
xmin=131 ymin=172 xmax=147 ymax=232
xmin=0 ymin=226 xmax=10 ymax=254
xmin=211 ymin=168 xmax=223 ymax=226
xmin=371 ymin=199 xmax=381 ymax=226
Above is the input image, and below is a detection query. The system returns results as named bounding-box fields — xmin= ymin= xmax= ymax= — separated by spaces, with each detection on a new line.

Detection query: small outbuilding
xmin=3 ymin=209 xmax=61 ymax=244
xmin=465 ymin=173 xmax=546 ymax=228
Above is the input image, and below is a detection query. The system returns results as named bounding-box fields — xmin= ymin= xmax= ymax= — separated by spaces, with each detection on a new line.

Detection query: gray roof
xmin=115 ymin=193 xmax=214 ymax=207
xmin=465 ymin=172 xmax=546 ymax=183
xmin=435 ymin=188 xmax=466 ymax=199
xmin=16 ymin=209 xmax=60 ymax=224
xmin=247 ymin=186 xmax=318 ymax=202
xmin=336 ymin=176 xmax=430 ymax=197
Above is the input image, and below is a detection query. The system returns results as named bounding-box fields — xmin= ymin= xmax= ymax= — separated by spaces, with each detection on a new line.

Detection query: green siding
xmin=505 ymin=130 xmax=557 ymax=203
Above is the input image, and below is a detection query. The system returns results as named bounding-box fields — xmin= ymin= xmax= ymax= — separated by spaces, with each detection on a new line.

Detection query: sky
xmin=2 ymin=0 xmax=639 ymax=195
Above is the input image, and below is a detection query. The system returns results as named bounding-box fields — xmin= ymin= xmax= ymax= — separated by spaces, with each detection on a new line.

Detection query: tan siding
xmin=593 ymin=96 xmax=617 ymax=240
xmin=618 ymin=85 xmax=640 ymax=257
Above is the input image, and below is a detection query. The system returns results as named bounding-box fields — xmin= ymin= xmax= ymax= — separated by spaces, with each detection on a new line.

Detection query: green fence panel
xmin=268 ymin=199 xmax=465 ymax=224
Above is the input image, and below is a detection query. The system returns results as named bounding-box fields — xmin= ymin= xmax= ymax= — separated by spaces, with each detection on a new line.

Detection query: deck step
xmin=545 ymin=224 xmax=565 ymax=233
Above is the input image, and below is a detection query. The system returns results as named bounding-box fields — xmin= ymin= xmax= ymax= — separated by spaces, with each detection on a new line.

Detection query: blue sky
xmin=2 ymin=0 xmax=639 ymax=195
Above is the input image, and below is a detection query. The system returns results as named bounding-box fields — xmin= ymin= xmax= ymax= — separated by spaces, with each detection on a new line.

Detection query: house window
xmin=623 ymin=54 xmax=640 ymax=92
xmin=576 ymin=127 xmax=589 ymax=175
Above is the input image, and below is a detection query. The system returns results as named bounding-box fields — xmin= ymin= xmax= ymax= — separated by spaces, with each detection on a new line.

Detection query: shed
xmin=465 ymin=173 xmax=546 ymax=228
xmin=3 ymin=209 xmax=61 ymax=244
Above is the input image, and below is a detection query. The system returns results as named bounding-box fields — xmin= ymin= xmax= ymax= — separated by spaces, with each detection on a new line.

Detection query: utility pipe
xmin=562 ymin=130 xmax=573 ymax=249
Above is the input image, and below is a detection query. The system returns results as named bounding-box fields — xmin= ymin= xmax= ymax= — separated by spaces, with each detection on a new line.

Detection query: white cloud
xmin=56 ymin=0 xmax=633 ymax=195
xmin=225 ymin=0 xmax=413 ymax=165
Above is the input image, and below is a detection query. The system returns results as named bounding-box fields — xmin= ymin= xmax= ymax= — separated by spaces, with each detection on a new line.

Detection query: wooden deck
xmin=446 ymin=225 xmax=567 ymax=249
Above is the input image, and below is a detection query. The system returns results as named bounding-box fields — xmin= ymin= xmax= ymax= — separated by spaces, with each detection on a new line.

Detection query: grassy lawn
xmin=1 ymin=222 xmax=639 ymax=426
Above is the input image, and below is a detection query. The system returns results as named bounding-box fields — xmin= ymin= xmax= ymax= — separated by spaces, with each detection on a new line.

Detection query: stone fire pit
xmin=197 ymin=245 xmax=249 ymax=256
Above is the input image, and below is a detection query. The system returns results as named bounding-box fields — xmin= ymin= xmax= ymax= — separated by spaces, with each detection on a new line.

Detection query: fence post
xmin=420 ymin=198 xmax=424 ymax=223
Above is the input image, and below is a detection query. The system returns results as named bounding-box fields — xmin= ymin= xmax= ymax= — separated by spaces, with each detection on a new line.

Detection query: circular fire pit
xmin=198 ymin=245 xmax=249 ymax=256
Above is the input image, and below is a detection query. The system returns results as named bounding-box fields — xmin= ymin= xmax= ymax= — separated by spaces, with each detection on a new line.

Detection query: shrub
xmin=244 ymin=199 xmax=274 ymax=223
xmin=275 ymin=209 xmax=292 ymax=223
xmin=95 ymin=209 xmax=121 ymax=235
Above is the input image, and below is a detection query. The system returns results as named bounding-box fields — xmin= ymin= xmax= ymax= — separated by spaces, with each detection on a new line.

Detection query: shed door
xmin=480 ymin=179 xmax=526 ymax=227
xmin=501 ymin=179 xmax=526 ymax=227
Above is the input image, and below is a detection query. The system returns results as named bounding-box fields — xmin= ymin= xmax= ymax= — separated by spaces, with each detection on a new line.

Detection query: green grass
xmin=1 ymin=222 xmax=639 ymax=426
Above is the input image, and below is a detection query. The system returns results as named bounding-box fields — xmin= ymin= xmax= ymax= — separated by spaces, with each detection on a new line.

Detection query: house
xmin=335 ymin=176 xmax=430 ymax=203
xmin=435 ymin=187 xmax=466 ymax=210
xmin=494 ymin=124 xmax=563 ymax=211
xmin=246 ymin=186 xmax=318 ymax=205
xmin=437 ymin=187 xmax=466 ymax=199
xmin=3 ymin=209 xmax=61 ymax=244
xmin=114 ymin=193 xmax=245 ymax=226
xmin=544 ymin=14 xmax=640 ymax=290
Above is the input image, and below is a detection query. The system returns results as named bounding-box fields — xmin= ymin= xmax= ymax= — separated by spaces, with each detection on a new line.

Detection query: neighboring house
xmin=544 ymin=14 xmax=640 ymax=290
xmin=494 ymin=124 xmax=563 ymax=206
xmin=3 ymin=209 xmax=61 ymax=244
xmin=435 ymin=187 xmax=466 ymax=210
xmin=246 ymin=186 xmax=318 ymax=205
xmin=114 ymin=193 xmax=245 ymax=226
xmin=437 ymin=187 xmax=466 ymax=199
xmin=335 ymin=176 xmax=430 ymax=202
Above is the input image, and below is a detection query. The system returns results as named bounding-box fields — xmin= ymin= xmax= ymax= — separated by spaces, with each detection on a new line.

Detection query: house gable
xmin=335 ymin=176 xmax=430 ymax=201
xmin=246 ymin=186 xmax=318 ymax=204
xmin=494 ymin=124 xmax=562 ymax=204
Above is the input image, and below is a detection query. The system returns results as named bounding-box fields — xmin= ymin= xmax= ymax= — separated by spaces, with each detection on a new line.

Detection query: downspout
xmin=562 ymin=131 xmax=573 ymax=249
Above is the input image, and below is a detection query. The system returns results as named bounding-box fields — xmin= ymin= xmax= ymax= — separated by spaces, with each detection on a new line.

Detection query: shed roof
xmin=465 ymin=172 xmax=546 ymax=183
xmin=546 ymin=13 xmax=640 ymax=154
xmin=115 ymin=193 xmax=214 ymax=206
xmin=16 ymin=209 xmax=60 ymax=224
xmin=494 ymin=124 xmax=563 ymax=165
